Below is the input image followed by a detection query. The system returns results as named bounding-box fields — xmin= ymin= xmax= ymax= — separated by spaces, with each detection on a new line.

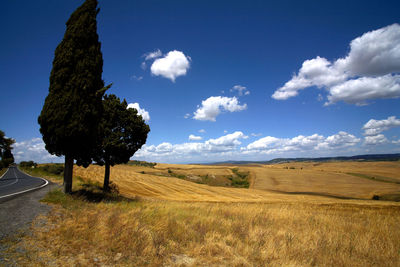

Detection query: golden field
xmin=7 ymin=161 xmax=400 ymax=266
xmin=73 ymin=161 xmax=400 ymax=202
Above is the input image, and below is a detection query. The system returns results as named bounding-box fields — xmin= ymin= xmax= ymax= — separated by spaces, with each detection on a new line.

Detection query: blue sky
xmin=1 ymin=0 xmax=399 ymax=163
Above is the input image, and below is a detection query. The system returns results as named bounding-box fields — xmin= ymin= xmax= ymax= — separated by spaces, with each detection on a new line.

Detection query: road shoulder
xmin=0 ymin=181 xmax=60 ymax=265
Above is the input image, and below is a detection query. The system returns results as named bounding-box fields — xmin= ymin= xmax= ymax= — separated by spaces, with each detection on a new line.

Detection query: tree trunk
xmin=64 ymin=154 xmax=74 ymax=194
xmin=103 ymin=163 xmax=110 ymax=191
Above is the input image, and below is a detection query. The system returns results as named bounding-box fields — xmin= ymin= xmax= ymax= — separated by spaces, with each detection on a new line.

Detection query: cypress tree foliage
xmin=38 ymin=0 xmax=107 ymax=193
xmin=95 ymin=94 xmax=150 ymax=191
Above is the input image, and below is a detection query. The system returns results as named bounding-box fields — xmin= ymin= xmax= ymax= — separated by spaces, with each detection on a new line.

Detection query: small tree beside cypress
xmin=95 ymin=94 xmax=150 ymax=191
xmin=38 ymin=0 xmax=107 ymax=193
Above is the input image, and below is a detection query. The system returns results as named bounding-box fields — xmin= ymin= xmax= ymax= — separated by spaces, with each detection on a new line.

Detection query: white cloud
xmin=13 ymin=138 xmax=61 ymax=163
xmin=246 ymin=136 xmax=280 ymax=150
xmin=272 ymin=56 xmax=346 ymax=100
xmin=206 ymin=131 xmax=247 ymax=147
xmin=272 ymin=24 xmax=400 ymax=105
xmin=189 ymin=134 xmax=202 ymax=141
xmin=143 ymin=49 xmax=162 ymax=61
xmin=336 ymin=24 xmax=400 ymax=76
xmin=244 ymin=132 xmax=360 ymax=154
xmin=326 ymin=75 xmax=400 ymax=105
xmin=364 ymin=134 xmax=388 ymax=145
xmin=251 ymin=133 xmax=262 ymax=137
xmin=318 ymin=131 xmax=361 ymax=149
xmin=134 ymin=132 xmax=247 ymax=162
xmin=230 ymin=85 xmax=250 ymax=96
xmin=193 ymin=96 xmax=247 ymax=121
xmin=150 ymin=50 xmax=191 ymax=82
xmin=184 ymin=113 xmax=191 ymax=119
xmin=127 ymin=103 xmax=150 ymax=122
xmin=198 ymin=129 xmax=206 ymax=133
xmin=362 ymin=116 xmax=400 ymax=136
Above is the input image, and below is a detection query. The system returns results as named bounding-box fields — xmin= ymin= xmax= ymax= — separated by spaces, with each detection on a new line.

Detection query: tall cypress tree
xmin=38 ymin=0 xmax=107 ymax=193
xmin=0 ymin=130 xmax=15 ymax=168
xmin=95 ymin=94 xmax=150 ymax=191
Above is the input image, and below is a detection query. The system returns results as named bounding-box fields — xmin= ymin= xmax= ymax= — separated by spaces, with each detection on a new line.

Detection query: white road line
xmin=0 ymin=168 xmax=10 ymax=179
xmin=0 ymin=169 xmax=19 ymax=188
xmin=0 ymin=168 xmax=49 ymax=200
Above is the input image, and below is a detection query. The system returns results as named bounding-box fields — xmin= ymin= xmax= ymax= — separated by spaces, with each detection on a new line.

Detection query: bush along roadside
xmin=20 ymin=163 xmax=64 ymax=182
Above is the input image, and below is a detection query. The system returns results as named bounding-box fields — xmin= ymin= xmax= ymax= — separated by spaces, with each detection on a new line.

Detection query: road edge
xmin=0 ymin=167 xmax=49 ymax=200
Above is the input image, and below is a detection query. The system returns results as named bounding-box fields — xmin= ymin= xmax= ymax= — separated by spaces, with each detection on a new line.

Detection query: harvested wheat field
xmin=74 ymin=161 xmax=400 ymax=202
xmin=246 ymin=161 xmax=400 ymax=200
xmin=8 ymin=161 xmax=400 ymax=266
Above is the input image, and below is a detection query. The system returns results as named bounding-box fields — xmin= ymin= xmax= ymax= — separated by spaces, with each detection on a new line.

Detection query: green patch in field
xmin=231 ymin=168 xmax=250 ymax=188
xmin=126 ymin=160 xmax=156 ymax=168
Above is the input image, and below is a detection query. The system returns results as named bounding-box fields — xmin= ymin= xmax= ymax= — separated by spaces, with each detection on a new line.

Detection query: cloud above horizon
xmin=13 ymin=138 xmax=61 ymax=163
xmin=362 ymin=116 xmax=400 ymax=145
xmin=132 ymin=130 xmax=367 ymax=163
xmin=272 ymin=23 xmax=400 ymax=105
xmin=193 ymin=96 xmax=247 ymax=121
xmin=243 ymin=131 xmax=360 ymax=155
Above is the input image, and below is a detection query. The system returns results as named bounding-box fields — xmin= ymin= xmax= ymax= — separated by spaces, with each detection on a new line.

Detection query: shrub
xmin=41 ymin=164 xmax=64 ymax=175
xmin=20 ymin=161 xmax=38 ymax=168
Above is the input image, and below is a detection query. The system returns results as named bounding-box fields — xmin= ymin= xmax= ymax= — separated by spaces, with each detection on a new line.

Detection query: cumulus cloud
xmin=134 ymin=132 xmax=247 ymax=161
xmin=206 ymin=131 xmax=248 ymax=147
xmin=193 ymin=96 xmax=247 ymax=121
xmin=13 ymin=138 xmax=61 ymax=163
xmin=273 ymin=24 xmax=400 ymax=105
xmin=189 ymin=134 xmax=202 ymax=141
xmin=272 ymin=56 xmax=346 ymax=100
xmin=230 ymin=85 xmax=250 ymax=96
xmin=364 ymin=134 xmax=388 ymax=145
xmin=127 ymin=103 xmax=150 ymax=121
xmin=150 ymin=50 xmax=191 ymax=82
xmin=326 ymin=75 xmax=400 ymax=105
xmin=362 ymin=116 xmax=400 ymax=136
xmin=336 ymin=24 xmax=400 ymax=76
xmin=243 ymin=132 xmax=360 ymax=154
xmin=318 ymin=131 xmax=361 ymax=149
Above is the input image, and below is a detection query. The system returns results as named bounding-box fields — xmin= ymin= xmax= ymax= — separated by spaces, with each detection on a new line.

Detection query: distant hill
xmin=207 ymin=153 xmax=400 ymax=165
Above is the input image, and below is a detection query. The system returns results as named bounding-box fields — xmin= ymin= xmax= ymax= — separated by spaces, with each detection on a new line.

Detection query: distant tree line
xmin=0 ymin=130 xmax=15 ymax=169
xmin=38 ymin=0 xmax=149 ymax=193
xmin=19 ymin=161 xmax=38 ymax=168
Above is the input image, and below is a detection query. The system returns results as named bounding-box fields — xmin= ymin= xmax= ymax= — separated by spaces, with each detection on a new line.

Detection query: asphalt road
xmin=0 ymin=166 xmax=47 ymax=199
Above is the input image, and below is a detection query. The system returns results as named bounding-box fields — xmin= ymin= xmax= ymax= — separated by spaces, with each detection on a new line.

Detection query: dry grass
xmin=247 ymin=161 xmax=400 ymax=200
xmin=74 ymin=162 xmax=400 ymax=201
xmin=11 ymin=191 xmax=400 ymax=266
xmin=6 ymin=161 xmax=400 ymax=266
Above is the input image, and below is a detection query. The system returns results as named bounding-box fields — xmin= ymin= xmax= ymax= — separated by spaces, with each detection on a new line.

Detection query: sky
xmin=1 ymin=0 xmax=400 ymax=164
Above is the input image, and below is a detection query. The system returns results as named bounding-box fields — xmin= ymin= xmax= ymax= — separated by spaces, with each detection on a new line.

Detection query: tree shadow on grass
xmin=71 ymin=181 xmax=136 ymax=203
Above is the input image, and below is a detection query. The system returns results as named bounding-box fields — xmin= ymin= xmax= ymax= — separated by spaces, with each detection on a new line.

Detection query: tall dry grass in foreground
xmin=12 ymin=190 xmax=400 ymax=266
